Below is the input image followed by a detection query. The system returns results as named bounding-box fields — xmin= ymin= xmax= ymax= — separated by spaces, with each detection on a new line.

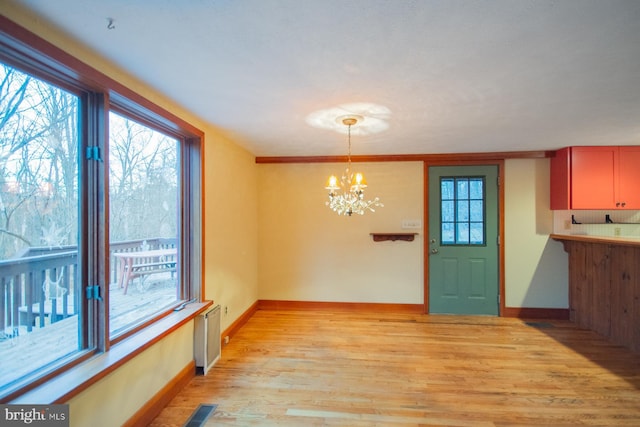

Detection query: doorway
xmin=427 ymin=165 xmax=500 ymax=315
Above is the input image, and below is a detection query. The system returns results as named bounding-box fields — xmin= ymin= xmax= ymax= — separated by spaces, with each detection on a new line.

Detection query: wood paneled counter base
xmin=551 ymin=233 xmax=640 ymax=352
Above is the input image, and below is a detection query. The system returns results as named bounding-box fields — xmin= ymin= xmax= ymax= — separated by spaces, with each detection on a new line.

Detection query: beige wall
xmin=67 ymin=323 xmax=193 ymax=427
xmin=258 ymin=159 xmax=569 ymax=309
xmin=258 ymin=162 xmax=424 ymax=303
xmin=203 ymin=135 xmax=259 ymax=324
xmin=504 ymin=158 xmax=568 ymax=308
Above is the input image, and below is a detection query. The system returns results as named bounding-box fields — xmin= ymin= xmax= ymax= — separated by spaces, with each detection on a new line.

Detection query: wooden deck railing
xmin=0 ymin=238 xmax=176 ymax=337
xmin=0 ymin=249 xmax=77 ymax=334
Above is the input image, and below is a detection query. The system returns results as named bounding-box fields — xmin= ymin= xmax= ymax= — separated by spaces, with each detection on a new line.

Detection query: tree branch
xmin=0 ymin=228 xmax=32 ymax=245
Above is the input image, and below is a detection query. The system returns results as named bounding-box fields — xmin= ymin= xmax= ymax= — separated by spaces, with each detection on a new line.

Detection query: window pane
xmin=442 ymin=222 xmax=455 ymax=244
xmin=441 ymin=179 xmax=454 ymax=200
xmin=456 ymin=200 xmax=469 ymax=222
xmin=0 ymin=64 xmax=83 ymax=391
xmin=456 ymin=179 xmax=468 ymax=199
xmin=456 ymin=223 xmax=469 ymax=244
xmin=441 ymin=200 xmax=454 ymax=222
xmin=470 ymin=223 xmax=484 ymax=244
xmin=470 ymin=200 xmax=483 ymax=222
xmin=108 ymin=112 xmax=180 ymax=337
xmin=469 ymin=179 xmax=483 ymax=199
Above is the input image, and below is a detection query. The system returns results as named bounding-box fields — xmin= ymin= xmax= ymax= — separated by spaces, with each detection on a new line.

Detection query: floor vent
xmin=525 ymin=321 xmax=555 ymax=329
xmin=183 ymin=404 xmax=217 ymax=427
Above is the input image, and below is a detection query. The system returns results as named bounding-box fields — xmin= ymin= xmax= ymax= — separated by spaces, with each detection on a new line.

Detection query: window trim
xmin=0 ymin=15 xmax=204 ymax=401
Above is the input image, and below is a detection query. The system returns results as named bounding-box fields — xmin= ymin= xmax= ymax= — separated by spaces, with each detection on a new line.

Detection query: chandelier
xmin=325 ymin=116 xmax=383 ymax=216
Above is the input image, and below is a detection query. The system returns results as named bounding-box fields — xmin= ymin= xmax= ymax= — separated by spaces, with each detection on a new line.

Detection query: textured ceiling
xmin=7 ymin=0 xmax=640 ymax=156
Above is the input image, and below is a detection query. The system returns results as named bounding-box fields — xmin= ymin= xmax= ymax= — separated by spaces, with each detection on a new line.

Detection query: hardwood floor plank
xmin=150 ymin=310 xmax=640 ymax=426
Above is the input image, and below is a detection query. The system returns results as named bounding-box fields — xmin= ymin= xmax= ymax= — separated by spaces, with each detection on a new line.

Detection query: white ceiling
xmin=9 ymin=0 xmax=640 ymax=157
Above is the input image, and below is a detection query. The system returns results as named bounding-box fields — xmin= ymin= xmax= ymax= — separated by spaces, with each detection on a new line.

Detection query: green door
xmin=428 ymin=165 xmax=499 ymax=315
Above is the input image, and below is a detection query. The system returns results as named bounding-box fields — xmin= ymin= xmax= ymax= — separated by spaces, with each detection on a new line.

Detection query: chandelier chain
xmin=347 ymin=122 xmax=352 ymax=165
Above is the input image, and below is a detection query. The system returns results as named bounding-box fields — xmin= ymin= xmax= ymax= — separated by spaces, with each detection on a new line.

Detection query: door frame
xmin=423 ymin=160 xmax=505 ymax=315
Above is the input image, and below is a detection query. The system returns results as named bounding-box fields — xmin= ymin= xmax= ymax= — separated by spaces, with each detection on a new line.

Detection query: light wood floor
xmin=150 ymin=310 xmax=640 ymax=426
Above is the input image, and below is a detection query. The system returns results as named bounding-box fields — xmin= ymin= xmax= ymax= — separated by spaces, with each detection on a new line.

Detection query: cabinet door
xmin=570 ymin=146 xmax=617 ymax=209
xmin=618 ymin=146 xmax=640 ymax=209
xmin=550 ymin=147 xmax=571 ymax=210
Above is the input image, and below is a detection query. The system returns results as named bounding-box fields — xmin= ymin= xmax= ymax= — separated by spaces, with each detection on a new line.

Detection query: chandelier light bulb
xmin=325 ymin=175 xmax=339 ymax=191
xmin=350 ymin=172 xmax=367 ymax=192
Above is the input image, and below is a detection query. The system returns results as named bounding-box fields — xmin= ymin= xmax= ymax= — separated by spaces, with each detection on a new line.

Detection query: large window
xmin=0 ymin=23 xmax=202 ymax=400
xmin=0 ymin=64 xmax=84 ymax=393
xmin=108 ymin=112 xmax=180 ymax=337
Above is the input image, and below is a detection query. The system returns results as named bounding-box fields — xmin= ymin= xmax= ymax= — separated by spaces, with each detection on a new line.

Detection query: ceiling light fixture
xmin=325 ymin=116 xmax=383 ymax=216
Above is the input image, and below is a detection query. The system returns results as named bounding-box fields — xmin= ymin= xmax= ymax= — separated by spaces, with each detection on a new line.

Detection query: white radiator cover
xmin=194 ymin=305 xmax=221 ymax=375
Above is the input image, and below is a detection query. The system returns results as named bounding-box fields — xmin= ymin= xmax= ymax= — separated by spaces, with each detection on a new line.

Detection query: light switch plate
xmin=402 ymin=219 xmax=422 ymax=229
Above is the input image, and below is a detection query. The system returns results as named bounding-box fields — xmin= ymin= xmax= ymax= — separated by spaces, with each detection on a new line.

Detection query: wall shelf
xmin=370 ymin=233 xmax=418 ymax=242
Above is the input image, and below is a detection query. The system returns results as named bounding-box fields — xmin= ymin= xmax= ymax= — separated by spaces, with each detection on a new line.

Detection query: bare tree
xmin=0 ymin=64 xmax=77 ymax=257
xmin=109 ymin=113 xmax=178 ymax=243
xmin=1 ymin=62 xmax=178 ymax=259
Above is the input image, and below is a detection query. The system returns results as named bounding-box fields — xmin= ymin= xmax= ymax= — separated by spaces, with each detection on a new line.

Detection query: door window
xmin=440 ymin=177 xmax=485 ymax=245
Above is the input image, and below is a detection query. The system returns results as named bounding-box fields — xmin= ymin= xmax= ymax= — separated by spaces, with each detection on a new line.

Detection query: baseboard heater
xmin=194 ymin=304 xmax=221 ymax=375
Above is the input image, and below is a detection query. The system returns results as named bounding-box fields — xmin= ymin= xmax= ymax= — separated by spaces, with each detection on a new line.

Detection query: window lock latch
xmin=86 ymin=285 xmax=103 ymax=301
xmin=86 ymin=146 xmax=103 ymax=162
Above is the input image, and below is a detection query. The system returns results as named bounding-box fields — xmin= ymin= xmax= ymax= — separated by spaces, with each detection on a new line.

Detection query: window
xmin=108 ymin=112 xmax=180 ymax=337
xmin=0 ymin=64 xmax=85 ymax=392
xmin=0 ymin=21 xmax=202 ymax=400
xmin=440 ymin=177 xmax=485 ymax=245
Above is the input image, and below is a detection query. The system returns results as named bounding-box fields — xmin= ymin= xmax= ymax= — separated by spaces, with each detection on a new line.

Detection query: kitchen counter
xmin=551 ymin=233 xmax=640 ymax=353
xmin=551 ymin=233 xmax=640 ymax=247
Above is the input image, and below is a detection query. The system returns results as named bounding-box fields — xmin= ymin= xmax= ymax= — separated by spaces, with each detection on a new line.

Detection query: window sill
xmin=11 ymin=301 xmax=212 ymax=404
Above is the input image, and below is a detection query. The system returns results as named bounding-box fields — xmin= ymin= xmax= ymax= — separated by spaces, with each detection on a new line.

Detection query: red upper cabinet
xmin=550 ymin=146 xmax=640 ymax=210
xmin=570 ymin=146 xmax=617 ymax=209
xmin=618 ymin=146 xmax=640 ymax=209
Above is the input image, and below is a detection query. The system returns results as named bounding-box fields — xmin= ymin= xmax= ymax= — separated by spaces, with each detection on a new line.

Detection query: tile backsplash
xmin=553 ymin=210 xmax=640 ymax=237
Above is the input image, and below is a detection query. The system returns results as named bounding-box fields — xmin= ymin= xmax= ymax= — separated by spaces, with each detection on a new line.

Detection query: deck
xmin=0 ymin=274 xmax=176 ymax=388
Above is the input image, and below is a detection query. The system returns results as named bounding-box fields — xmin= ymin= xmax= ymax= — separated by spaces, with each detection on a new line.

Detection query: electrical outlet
xmin=564 ymin=220 xmax=571 ymax=230
xmin=224 ymin=306 xmax=228 ymax=315
xmin=614 ymin=227 xmax=621 ymax=236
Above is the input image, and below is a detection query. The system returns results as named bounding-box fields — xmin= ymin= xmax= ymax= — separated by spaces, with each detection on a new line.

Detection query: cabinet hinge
xmin=86 ymin=146 xmax=103 ymax=162
xmin=86 ymin=285 xmax=103 ymax=301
